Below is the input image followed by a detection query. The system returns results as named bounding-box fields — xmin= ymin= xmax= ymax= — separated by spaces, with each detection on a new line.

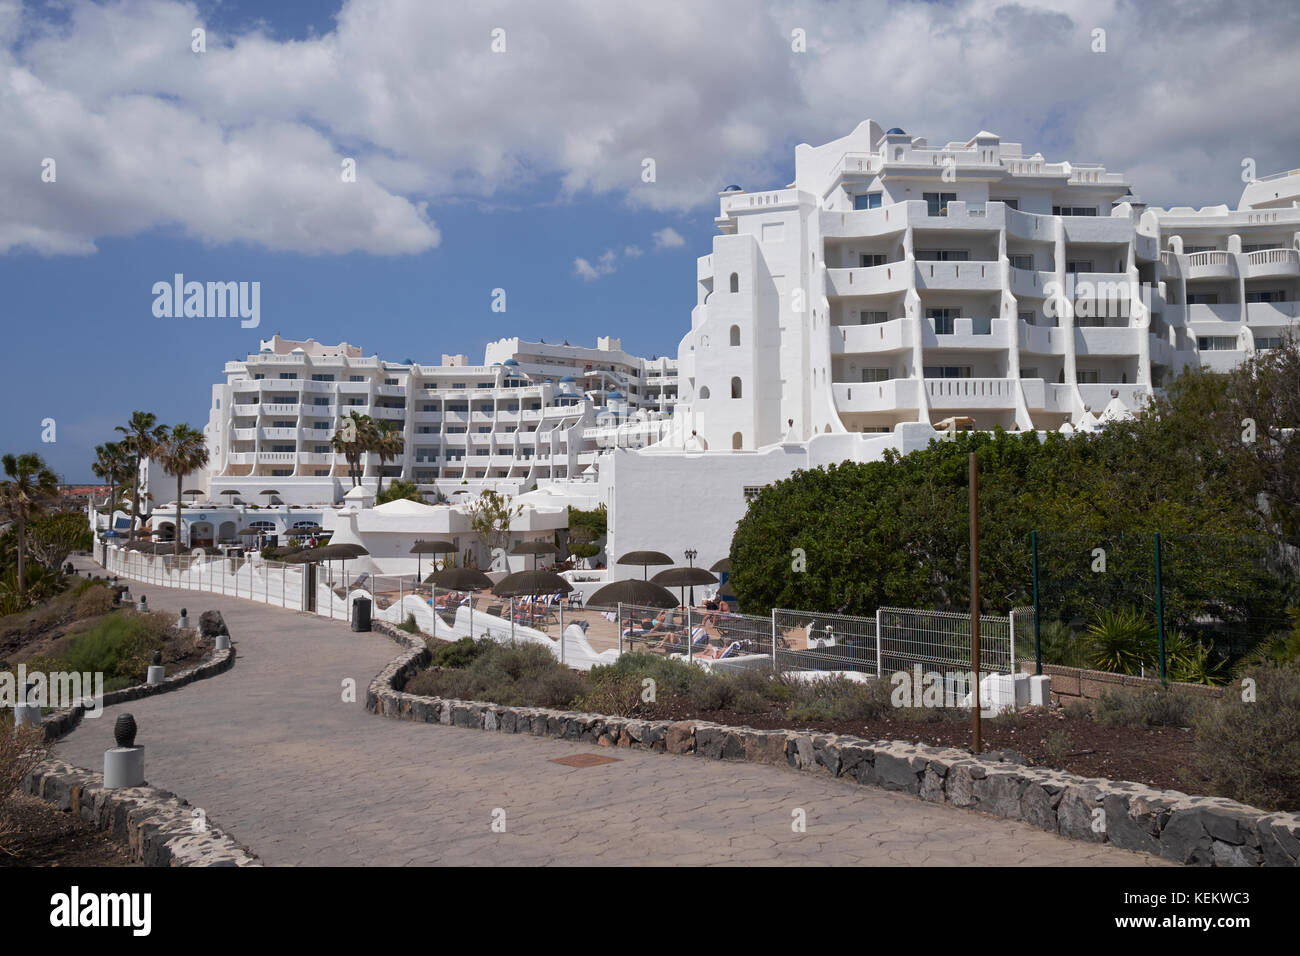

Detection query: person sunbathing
xmin=693 ymin=640 xmax=741 ymax=660
xmin=624 ymin=610 xmax=672 ymax=640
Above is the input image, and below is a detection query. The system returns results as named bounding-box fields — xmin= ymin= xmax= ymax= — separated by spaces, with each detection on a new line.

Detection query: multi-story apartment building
xmin=669 ymin=120 xmax=1299 ymax=453
xmin=604 ymin=120 xmax=1300 ymax=573
xmin=201 ymin=334 xmax=678 ymax=504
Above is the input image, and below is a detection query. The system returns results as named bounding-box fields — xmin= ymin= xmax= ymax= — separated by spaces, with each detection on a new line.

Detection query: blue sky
xmin=3 ymin=0 xmax=1298 ymax=480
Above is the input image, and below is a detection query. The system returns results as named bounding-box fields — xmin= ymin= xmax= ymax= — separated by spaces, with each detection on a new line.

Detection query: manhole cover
xmin=550 ymin=753 xmax=621 ymax=768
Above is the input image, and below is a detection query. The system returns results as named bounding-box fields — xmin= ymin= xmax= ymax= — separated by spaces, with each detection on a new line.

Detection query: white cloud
xmin=652 ymin=227 xmax=685 ymax=250
xmin=574 ymin=249 xmax=618 ymax=281
xmin=2 ymin=0 xmax=1298 ymax=256
xmin=623 ymin=244 xmax=644 ymax=258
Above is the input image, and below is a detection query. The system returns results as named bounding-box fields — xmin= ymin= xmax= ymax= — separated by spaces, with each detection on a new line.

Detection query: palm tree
xmin=370 ymin=421 xmax=405 ymax=495
xmin=154 ymin=425 xmax=211 ymax=557
xmin=0 ymin=453 xmax=59 ymax=597
xmin=91 ymin=441 xmax=131 ymax=533
xmin=116 ymin=411 xmax=169 ymax=540
xmin=331 ymin=411 xmax=373 ymax=488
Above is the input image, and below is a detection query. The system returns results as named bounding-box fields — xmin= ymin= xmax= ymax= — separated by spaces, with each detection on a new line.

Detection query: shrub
xmin=604 ymin=653 xmax=707 ymax=698
xmin=0 ymin=723 xmax=49 ymax=851
xmin=1094 ymin=686 xmax=1201 ymax=728
xmin=1084 ymin=607 xmax=1156 ymax=675
xmin=427 ymin=637 xmax=492 ymax=669
xmin=59 ymin=612 xmax=167 ymax=682
xmin=398 ymin=613 xmax=419 ymax=634
xmin=578 ymin=667 xmax=658 ymax=718
xmin=74 ymin=584 xmax=115 ymax=620
xmin=785 ymin=674 xmax=895 ymax=724
xmin=405 ymin=640 xmax=583 ymax=707
xmin=1036 ymin=619 xmax=1090 ymax=668
xmin=1194 ymin=663 xmax=1300 ymax=811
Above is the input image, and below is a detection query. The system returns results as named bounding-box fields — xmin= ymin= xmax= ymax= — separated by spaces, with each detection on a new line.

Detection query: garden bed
xmin=0 ymin=792 xmax=138 ymax=867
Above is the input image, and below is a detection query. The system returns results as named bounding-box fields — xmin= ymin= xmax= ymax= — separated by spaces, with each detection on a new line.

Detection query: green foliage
xmin=426 ymin=636 xmax=493 ymax=669
xmin=1095 ymin=686 xmax=1203 ymax=728
xmin=1194 ymin=663 xmax=1300 ymax=811
xmin=27 ymin=511 xmax=93 ymax=570
xmin=1165 ymin=631 xmax=1229 ymax=685
xmin=404 ymin=639 xmax=583 ymax=707
xmin=1084 ymin=607 xmax=1156 ymax=675
xmin=1035 ymin=619 xmax=1090 ymax=668
xmin=398 ymin=613 xmax=419 ymax=634
xmin=378 ymin=479 xmax=423 ymax=505
xmin=567 ymin=504 xmax=607 ymax=545
xmin=785 ymin=674 xmax=895 ymax=724
xmin=466 ymin=489 xmax=522 ymax=554
xmin=57 ymin=612 xmax=169 ymax=682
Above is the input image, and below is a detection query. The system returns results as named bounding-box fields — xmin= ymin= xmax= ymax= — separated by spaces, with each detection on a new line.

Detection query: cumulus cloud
xmin=2 ymin=0 xmax=1297 ymax=256
xmin=573 ymin=249 xmax=617 ymax=281
xmin=652 ymin=226 xmax=685 ymax=250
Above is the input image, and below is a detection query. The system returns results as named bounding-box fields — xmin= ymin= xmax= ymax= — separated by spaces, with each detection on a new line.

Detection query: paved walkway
xmin=60 ymin=556 xmax=1167 ymax=866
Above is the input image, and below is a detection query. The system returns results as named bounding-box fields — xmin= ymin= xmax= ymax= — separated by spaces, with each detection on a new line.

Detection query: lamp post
xmin=685 ymin=548 xmax=698 ymax=606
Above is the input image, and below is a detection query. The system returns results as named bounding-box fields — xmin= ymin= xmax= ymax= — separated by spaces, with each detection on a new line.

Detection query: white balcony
xmin=927 ymin=316 xmax=1006 ymax=347
xmin=1018 ymin=322 xmax=1065 ymax=354
xmin=257 ymin=452 xmax=296 ymax=464
xmin=262 ymin=403 xmax=300 ymax=415
xmin=826 ymin=263 xmax=909 ymax=296
xmin=1074 ymin=326 xmax=1142 ymax=356
xmin=1019 ymin=380 xmax=1073 ymax=413
xmin=1009 ymin=267 xmax=1054 ymax=297
xmin=914 ymin=260 xmax=1001 ymax=291
xmin=832 ymin=378 xmax=922 ymax=413
xmin=818 ymin=205 xmax=911 ymax=239
xmin=1243 ymin=248 xmax=1300 ymax=279
xmin=1184 ymin=251 xmax=1234 ymax=281
xmin=926 ymin=377 xmax=1017 ymax=409
xmin=833 ymin=318 xmax=913 ymax=354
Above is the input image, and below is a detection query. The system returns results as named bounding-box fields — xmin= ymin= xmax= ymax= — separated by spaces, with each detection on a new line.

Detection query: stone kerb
xmin=366 ymin=621 xmax=1300 ymax=867
xmin=23 ymin=760 xmax=259 ymax=867
xmin=20 ymin=609 xmax=255 ymax=867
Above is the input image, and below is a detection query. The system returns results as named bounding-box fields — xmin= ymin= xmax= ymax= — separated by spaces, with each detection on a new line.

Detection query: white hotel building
xmin=196 ymin=334 xmax=678 ymax=505
xmin=599 ymin=120 xmax=1300 ymax=573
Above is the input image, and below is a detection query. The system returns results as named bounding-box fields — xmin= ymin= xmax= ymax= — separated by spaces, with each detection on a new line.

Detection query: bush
xmin=58 ymin=612 xmax=168 ymax=683
xmin=405 ymin=640 xmax=584 ymax=707
xmin=603 ymin=653 xmax=707 ymax=698
xmin=1194 ymin=663 xmax=1300 ymax=811
xmin=1094 ymin=686 xmax=1201 ymax=728
xmin=785 ymin=674 xmax=895 ymax=724
xmin=427 ymin=637 xmax=493 ymax=669
xmin=0 ymin=723 xmax=49 ymax=850
xmin=74 ymin=584 xmax=115 ymax=620
xmin=1084 ymin=607 xmax=1156 ymax=675
xmin=398 ymin=613 xmax=419 ymax=634
xmin=1036 ymin=619 xmax=1090 ymax=668
xmin=578 ymin=667 xmax=658 ymax=718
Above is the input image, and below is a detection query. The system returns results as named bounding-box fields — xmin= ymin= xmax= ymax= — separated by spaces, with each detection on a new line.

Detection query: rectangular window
xmin=923 ymin=366 xmax=972 ymax=379
xmin=1257 ymin=337 xmax=1282 ymax=350
xmin=860 ymin=311 xmax=888 ymax=325
xmin=859 ymin=253 xmax=887 ymax=267
xmin=279 ymin=373 xmax=298 ymax=380
xmin=853 ymin=193 xmax=883 ymax=210
xmin=927 ymin=309 xmax=956 ymax=335
xmin=923 ymin=192 xmax=957 ymax=216
xmin=1009 ymin=254 xmax=1034 ymax=271
xmin=1186 ymin=293 xmax=1220 ymax=305
xmin=1075 ymin=369 xmax=1102 ymax=384
xmin=1053 ymin=206 xmax=1098 ymax=216
xmin=1020 ymin=367 xmax=1040 ymax=379
xmin=1066 ymin=260 xmax=1094 ymax=274
xmin=1198 ymin=336 xmax=1238 ymax=351
xmin=1018 ymin=311 xmax=1035 ymax=325
xmin=861 ymin=368 xmax=890 ymax=382
xmin=1245 ymin=290 xmax=1279 ymax=303
xmin=1183 ymin=245 xmax=1216 ymax=253
xmin=993 ymin=198 xmax=1019 ymax=210
xmin=349 ymin=375 xmax=365 ymax=382
xmin=311 ymin=374 xmax=335 ymax=382
xmin=915 ymin=249 xmax=969 ymax=261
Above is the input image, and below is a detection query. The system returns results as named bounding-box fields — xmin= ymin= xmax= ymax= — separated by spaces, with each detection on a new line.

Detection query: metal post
xmin=969 ymin=452 xmax=982 ymax=754
xmin=1031 ymin=530 xmax=1042 ymax=676
xmin=771 ymin=609 xmax=778 ymax=672
xmin=618 ymin=603 xmax=623 ymax=655
xmin=1154 ymin=532 xmax=1166 ymax=685
xmin=687 ymin=604 xmax=693 ymax=662
xmin=559 ymin=600 xmax=565 ymax=665
xmin=875 ymin=608 xmax=883 ymax=678
xmin=510 ymin=597 xmax=515 ymax=642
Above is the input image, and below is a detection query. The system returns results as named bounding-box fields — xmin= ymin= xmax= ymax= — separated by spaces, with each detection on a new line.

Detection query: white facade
xmin=200 ymin=334 xmax=678 ymax=505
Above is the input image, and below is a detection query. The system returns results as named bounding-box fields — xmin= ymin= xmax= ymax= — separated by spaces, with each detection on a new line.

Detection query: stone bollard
xmin=13 ymin=681 xmax=42 ymax=730
xmin=104 ymin=714 xmax=145 ymax=789
xmin=138 ymin=594 xmax=148 ymax=612
xmin=214 ymin=632 xmax=230 ymax=651
xmin=177 ymin=608 xmax=193 ymax=630
xmin=146 ymin=650 xmax=165 ymax=685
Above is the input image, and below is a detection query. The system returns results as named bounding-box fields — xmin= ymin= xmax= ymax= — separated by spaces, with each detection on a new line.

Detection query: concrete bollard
xmin=13 ymin=681 xmax=41 ymax=730
xmin=177 ymin=607 xmax=193 ymax=630
xmin=104 ymin=714 xmax=145 ymax=789
xmin=214 ymin=633 xmax=230 ymax=651
xmin=146 ymin=650 xmax=165 ymax=685
xmin=137 ymin=594 xmax=148 ymax=612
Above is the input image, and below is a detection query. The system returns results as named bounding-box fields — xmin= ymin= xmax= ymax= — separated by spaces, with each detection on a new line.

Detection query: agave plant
xmin=1165 ymin=631 xmax=1229 ymax=685
xmin=1084 ymin=606 xmax=1157 ymax=675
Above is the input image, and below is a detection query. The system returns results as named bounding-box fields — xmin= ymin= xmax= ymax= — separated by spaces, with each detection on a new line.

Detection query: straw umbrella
xmin=425 ymin=566 xmax=493 ymax=639
xmin=411 ymin=539 xmax=457 ymax=583
xmin=586 ymin=579 xmax=679 ymax=610
xmin=709 ymin=557 xmax=731 ymax=573
xmin=651 ymin=566 xmax=718 ymax=609
xmin=510 ymin=539 xmax=560 ymax=571
xmin=493 ymin=569 xmax=574 ymax=655
xmin=616 ymin=550 xmax=673 ymax=581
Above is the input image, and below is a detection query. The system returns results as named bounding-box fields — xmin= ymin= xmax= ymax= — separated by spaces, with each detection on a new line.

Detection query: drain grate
xmin=550 ymin=753 xmax=621 ymax=768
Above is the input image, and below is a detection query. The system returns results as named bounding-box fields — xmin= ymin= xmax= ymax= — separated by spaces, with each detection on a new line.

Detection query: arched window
xmin=732 ymin=432 xmax=743 ymax=449
xmin=730 ymin=377 xmax=742 ymax=399
xmin=699 ymin=386 xmax=710 ymax=400
xmin=729 ymin=272 xmax=739 ymax=293
xmin=729 ymin=325 xmax=740 ymax=346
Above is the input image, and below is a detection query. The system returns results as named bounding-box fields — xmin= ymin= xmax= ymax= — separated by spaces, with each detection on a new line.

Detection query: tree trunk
xmin=16 ymin=517 xmax=26 ymax=597
xmin=129 ymin=454 xmax=141 ymax=539
xmin=175 ymin=474 xmax=183 ymax=558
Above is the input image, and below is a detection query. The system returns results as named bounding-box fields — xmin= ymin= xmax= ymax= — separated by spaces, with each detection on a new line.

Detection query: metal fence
xmin=772 ymin=608 xmax=878 ymax=674
xmin=876 ymin=606 xmax=1013 ymax=675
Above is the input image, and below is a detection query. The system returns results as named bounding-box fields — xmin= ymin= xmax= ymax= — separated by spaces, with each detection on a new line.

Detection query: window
xmin=854 ymin=193 xmax=883 ymax=210
xmin=1075 ymin=369 xmax=1101 ymax=383
xmin=1257 ymin=337 xmax=1282 ymax=350
xmin=993 ymin=198 xmax=1019 ymax=210
xmin=279 ymin=372 xmax=298 ymax=380
xmin=915 ymin=249 xmax=969 ymax=261
xmin=1246 ymin=290 xmax=1282 ymax=303
xmin=923 ymin=192 xmax=957 ymax=216
xmin=729 ymin=273 xmax=739 ymax=293
xmin=923 ymin=366 xmax=973 ymax=379
xmin=860 ymin=311 xmax=888 ymax=325
xmin=1020 ymin=367 xmax=1040 ymax=379
xmin=1018 ymin=311 xmax=1035 ymax=325
xmin=1009 ymin=254 xmax=1034 ymax=271
xmin=698 ymin=386 xmax=710 ymax=400
xmin=349 ymin=375 xmax=365 ymax=382
xmin=732 ymin=432 xmax=743 ymax=450
xmin=1198 ymin=336 xmax=1238 ymax=351
xmin=312 ymin=398 xmax=329 ymax=406
xmin=859 ymin=253 xmax=887 ymax=267
xmin=1183 ymin=245 xmax=1216 ymax=253
xmin=1186 ymin=293 xmax=1220 ymax=305
xmin=311 ymin=374 xmax=334 ymax=382
xmin=1066 ymin=260 xmax=1093 ymax=274
xmin=730 ymin=377 xmax=742 ymax=399
xmin=729 ymin=325 xmax=741 ymax=347
xmin=928 ymin=309 xmax=956 ymax=335
xmin=861 ymin=368 xmax=890 ymax=382
xmin=1053 ymin=206 xmax=1098 ymax=217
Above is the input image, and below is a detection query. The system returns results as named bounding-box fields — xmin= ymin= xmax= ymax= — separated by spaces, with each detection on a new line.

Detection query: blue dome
xmin=503 ymin=359 xmax=519 ymax=366
xmin=560 ymin=375 xmax=575 ymax=383
xmin=886 ymin=127 xmax=906 ymax=135
xmin=607 ymin=391 xmax=624 ymax=400
xmin=723 ymin=184 xmax=742 ymax=192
